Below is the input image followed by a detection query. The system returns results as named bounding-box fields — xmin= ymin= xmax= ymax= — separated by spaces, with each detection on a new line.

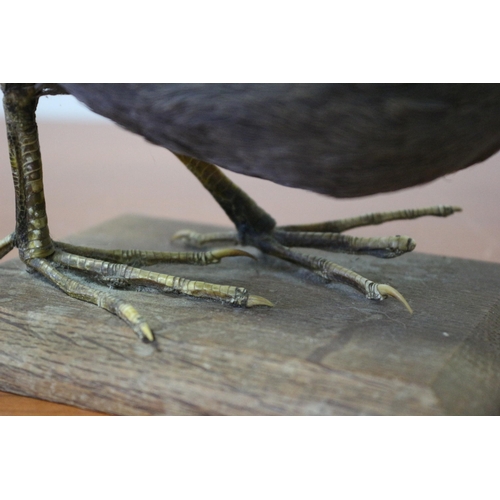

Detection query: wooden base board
xmin=1 ymin=215 xmax=499 ymax=415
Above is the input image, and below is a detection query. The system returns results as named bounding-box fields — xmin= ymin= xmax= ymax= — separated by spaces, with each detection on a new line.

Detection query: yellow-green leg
xmin=1 ymin=84 xmax=271 ymax=343
xmin=174 ymin=155 xmax=462 ymax=314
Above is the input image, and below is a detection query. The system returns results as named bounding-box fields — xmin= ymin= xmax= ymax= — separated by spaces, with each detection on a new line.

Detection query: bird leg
xmin=1 ymin=84 xmax=271 ymax=343
xmin=174 ymin=154 xmax=462 ymax=313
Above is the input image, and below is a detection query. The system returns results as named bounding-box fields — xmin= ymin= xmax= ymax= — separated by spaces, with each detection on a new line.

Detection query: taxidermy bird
xmin=2 ymin=83 xmax=500 ymax=342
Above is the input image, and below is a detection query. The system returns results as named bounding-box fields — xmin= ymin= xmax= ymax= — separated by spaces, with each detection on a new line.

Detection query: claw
xmin=138 ymin=323 xmax=155 ymax=343
xmin=377 ymin=284 xmax=413 ymax=314
xmin=246 ymin=295 xmax=274 ymax=308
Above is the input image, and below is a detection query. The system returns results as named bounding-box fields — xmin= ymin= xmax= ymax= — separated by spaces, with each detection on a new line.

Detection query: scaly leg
xmin=173 ymin=155 xmax=462 ymax=313
xmin=1 ymin=84 xmax=271 ymax=343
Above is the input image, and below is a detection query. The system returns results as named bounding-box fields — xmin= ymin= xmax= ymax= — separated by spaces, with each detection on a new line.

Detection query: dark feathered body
xmin=59 ymin=83 xmax=500 ymax=198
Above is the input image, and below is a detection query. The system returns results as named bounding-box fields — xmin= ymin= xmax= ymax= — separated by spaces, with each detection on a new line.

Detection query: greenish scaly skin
xmin=0 ymin=84 xmax=272 ymax=343
xmin=175 ymin=155 xmax=462 ymax=314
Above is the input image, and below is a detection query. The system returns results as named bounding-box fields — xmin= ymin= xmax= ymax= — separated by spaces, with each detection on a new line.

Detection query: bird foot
xmin=3 ymin=240 xmax=273 ymax=342
xmin=173 ymin=206 xmax=462 ymax=314
xmin=173 ymin=228 xmax=413 ymax=313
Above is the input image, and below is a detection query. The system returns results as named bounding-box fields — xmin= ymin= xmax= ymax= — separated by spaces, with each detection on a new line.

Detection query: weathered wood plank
xmin=0 ymin=215 xmax=499 ymax=415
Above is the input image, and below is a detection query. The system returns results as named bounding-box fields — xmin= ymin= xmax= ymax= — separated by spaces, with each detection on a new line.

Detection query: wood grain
xmin=1 ymin=215 xmax=500 ymax=415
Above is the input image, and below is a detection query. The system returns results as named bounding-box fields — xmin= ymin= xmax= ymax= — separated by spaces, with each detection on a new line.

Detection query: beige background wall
xmin=1 ymin=120 xmax=499 ymax=263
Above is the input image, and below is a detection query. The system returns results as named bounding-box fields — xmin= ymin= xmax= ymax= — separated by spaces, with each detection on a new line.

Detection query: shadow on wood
xmin=0 ymin=215 xmax=499 ymax=415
